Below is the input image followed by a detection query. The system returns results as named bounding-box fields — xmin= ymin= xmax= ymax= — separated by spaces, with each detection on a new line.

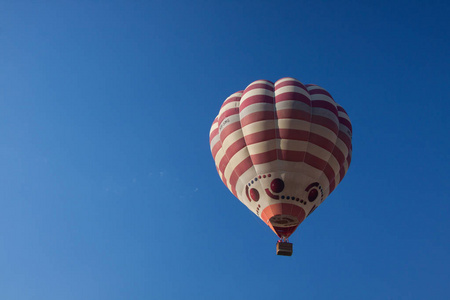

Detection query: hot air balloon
xmin=209 ymin=77 xmax=352 ymax=256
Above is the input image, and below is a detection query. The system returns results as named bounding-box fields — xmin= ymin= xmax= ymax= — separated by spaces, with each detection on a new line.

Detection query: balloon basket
xmin=276 ymin=241 xmax=293 ymax=256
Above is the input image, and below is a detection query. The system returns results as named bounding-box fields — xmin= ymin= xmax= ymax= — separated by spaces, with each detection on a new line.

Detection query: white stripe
xmin=312 ymin=107 xmax=339 ymax=122
xmin=279 ymin=139 xmax=309 ymax=152
xmin=275 ymin=85 xmax=311 ymax=99
xmin=214 ymin=147 xmax=225 ymax=170
xmin=311 ymin=94 xmax=335 ymax=104
xmin=210 ymin=135 xmax=220 ymax=151
xmin=274 ymin=77 xmax=301 ymax=86
xmin=334 ymin=137 xmax=350 ymax=160
xmin=209 ymin=117 xmax=219 ymax=135
xmin=239 ymin=103 xmax=273 ymax=119
xmin=223 ymin=147 xmax=251 ymax=188
xmin=278 ymin=119 xmax=310 ymax=131
xmin=276 ymin=100 xmax=311 ymax=112
xmin=241 ymin=88 xmax=274 ymax=104
xmin=221 ymin=128 xmax=244 ymax=152
xmin=246 ymin=140 xmax=277 ymax=155
xmin=245 ymin=80 xmax=273 ymax=89
xmin=310 ymin=122 xmax=337 ymax=143
xmin=241 ymin=120 xmax=275 ymax=134
xmin=218 ymin=114 xmax=240 ymax=134
xmin=218 ymin=100 xmax=239 ymax=117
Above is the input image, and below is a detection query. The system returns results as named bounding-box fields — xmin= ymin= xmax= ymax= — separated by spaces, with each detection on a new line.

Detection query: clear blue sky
xmin=1 ymin=1 xmax=449 ymax=299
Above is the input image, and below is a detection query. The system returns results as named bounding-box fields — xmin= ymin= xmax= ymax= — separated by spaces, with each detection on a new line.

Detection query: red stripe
xmin=232 ymin=155 xmax=253 ymax=177
xmin=304 ymin=152 xmax=326 ymax=169
xmin=277 ymin=150 xmax=305 ymax=162
xmin=209 ymin=118 xmax=219 ymax=143
xmin=218 ymin=107 xmax=239 ymax=123
xmin=328 ymin=181 xmax=336 ymax=194
xmin=244 ymin=129 xmax=276 ymax=145
xmin=218 ymin=154 xmax=229 ymax=175
xmin=211 ymin=141 xmax=221 ymax=159
xmin=322 ymin=163 xmax=336 ymax=184
xmin=276 ymin=108 xmax=310 ymax=122
xmin=229 ymin=156 xmax=253 ymax=192
xmin=331 ymin=145 xmax=346 ymax=166
xmin=219 ymin=168 xmax=227 ymax=188
xmin=239 ymin=94 xmax=274 ymax=111
xmin=328 ymin=184 xmax=336 ymax=195
xmin=250 ymin=149 xmax=277 ymax=164
xmin=311 ymin=100 xmax=338 ymax=117
xmin=305 ymin=152 xmax=323 ymax=169
xmin=275 ymin=79 xmax=307 ymax=91
xmin=221 ymin=94 xmax=242 ymax=107
xmin=307 ymin=86 xmax=333 ymax=99
xmin=339 ymin=117 xmax=352 ymax=132
xmin=278 ymin=129 xmax=309 ymax=141
xmin=275 ymin=91 xmax=311 ymax=105
xmin=221 ymin=175 xmax=227 ymax=189
xmin=231 ymin=187 xmax=238 ymax=198
xmin=209 ymin=128 xmax=219 ymax=143
xmin=240 ymin=110 xmax=274 ymax=127
xmin=311 ymin=115 xmax=339 ymax=134
xmin=225 ymin=137 xmax=246 ymax=159
xmin=219 ymin=121 xmax=241 ymax=141
xmin=337 ymin=105 xmax=348 ymax=114
xmin=308 ymin=132 xmax=335 ymax=152
xmin=221 ymin=99 xmax=239 ymax=110
xmin=244 ymin=81 xmax=273 ymax=92
xmin=338 ymin=131 xmax=352 ymax=152
xmin=304 ymin=152 xmax=335 ymax=184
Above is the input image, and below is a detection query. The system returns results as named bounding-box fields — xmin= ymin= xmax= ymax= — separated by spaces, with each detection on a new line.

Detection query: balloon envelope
xmin=209 ymin=77 xmax=352 ymax=238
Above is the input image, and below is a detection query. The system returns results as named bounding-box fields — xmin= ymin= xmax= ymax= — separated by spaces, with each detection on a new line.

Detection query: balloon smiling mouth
xmin=246 ymin=176 xmax=285 ymax=201
xmin=265 ymin=188 xmax=280 ymax=200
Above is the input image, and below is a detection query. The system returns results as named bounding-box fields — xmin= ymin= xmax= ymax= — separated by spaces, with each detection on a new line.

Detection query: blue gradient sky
xmin=1 ymin=1 xmax=449 ymax=299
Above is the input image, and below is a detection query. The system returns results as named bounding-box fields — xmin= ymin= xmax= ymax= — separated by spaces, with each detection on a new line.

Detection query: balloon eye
xmin=270 ymin=178 xmax=284 ymax=193
xmin=308 ymin=189 xmax=318 ymax=202
xmin=250 ymin=188 xmax=260 ymax=201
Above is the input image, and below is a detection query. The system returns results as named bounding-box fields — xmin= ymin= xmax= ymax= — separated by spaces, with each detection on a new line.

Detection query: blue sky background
xmin=1 ymin=1 xmax=449 ymax=299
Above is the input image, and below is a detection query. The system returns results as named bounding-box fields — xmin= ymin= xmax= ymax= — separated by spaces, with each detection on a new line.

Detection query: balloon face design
xmin=209 ymin=77 xmax=352 ymax=239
